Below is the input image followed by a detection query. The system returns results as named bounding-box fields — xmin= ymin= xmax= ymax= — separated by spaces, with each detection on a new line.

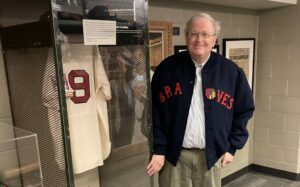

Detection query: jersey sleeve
xmin=93 ymin=46 xmax=112 ymax=100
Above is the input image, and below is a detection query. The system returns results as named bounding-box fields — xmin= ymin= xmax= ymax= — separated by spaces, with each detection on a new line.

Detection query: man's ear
xmin=214 ymin=37 xmax=218 ymax=45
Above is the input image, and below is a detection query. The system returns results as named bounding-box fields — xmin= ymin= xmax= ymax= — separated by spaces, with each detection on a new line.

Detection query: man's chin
xmin=190 ymin=51 xmax=206 ymax=57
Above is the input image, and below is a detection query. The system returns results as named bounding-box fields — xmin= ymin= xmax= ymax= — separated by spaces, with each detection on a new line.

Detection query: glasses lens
xmin=190 ymin=32 xmax=214 ymax=39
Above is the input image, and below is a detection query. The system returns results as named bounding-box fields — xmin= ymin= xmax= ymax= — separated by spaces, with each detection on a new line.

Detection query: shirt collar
xmin=192 ymin=53 xmax=210 ymax=68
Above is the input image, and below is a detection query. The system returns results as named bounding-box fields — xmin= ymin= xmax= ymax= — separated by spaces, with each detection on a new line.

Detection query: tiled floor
xmin=223 ymin=171 xmax=300 ymax=187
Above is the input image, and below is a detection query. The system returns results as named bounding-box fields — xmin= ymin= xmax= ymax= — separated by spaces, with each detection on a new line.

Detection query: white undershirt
xmin=182 ymin=55 xmax=209 ymax=149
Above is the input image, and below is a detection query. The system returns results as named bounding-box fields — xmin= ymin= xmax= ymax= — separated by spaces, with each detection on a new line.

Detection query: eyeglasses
xmin=189 ymin=32 xmax=216 ymax=39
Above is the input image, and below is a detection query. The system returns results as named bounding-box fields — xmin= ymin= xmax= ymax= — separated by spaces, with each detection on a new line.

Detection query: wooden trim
xmin=149 ymin=21 xmax=172 ymax=57
xmin=149 ymin=21 xmax=173 ymax=68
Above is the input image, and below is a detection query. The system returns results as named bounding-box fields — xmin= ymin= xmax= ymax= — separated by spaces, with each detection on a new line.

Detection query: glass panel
xmin=51 ymin=0 xmax=151 ymax=186
xmin=0 ymin=0 xmax=70 ymax=186
xmin=0 ymin=124 xmax=43 ymax=187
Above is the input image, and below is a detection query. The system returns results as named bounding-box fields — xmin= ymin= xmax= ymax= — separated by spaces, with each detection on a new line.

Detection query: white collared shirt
xmin=182 ymin=55 xmax=209 ymax=149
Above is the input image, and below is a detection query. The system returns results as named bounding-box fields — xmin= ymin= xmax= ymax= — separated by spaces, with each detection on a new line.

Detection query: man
xmin=146 ymin=13 xmax=255 ymax=187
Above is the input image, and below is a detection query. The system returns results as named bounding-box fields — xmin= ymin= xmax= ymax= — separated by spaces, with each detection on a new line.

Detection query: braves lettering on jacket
xmin=151 ymin=51 xmax=254 ymax=170
xmin=159 ymin=84 xmax=234 ymax=110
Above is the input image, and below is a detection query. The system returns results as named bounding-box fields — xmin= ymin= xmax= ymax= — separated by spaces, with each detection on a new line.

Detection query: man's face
xmin=186 ymin=17 xmax=217 ymax=60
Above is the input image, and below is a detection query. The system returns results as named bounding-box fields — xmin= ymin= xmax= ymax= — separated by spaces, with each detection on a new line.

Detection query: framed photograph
xmin=174 ymin=44 xmax=220 ymax=54
xmin=149 ymin=21 xmax=172 ymax=69
xmin=223 ymin=38 xmax=255 ymax=89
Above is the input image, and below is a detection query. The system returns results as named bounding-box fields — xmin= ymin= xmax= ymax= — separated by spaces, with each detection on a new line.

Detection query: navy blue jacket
xmin=151 ymin=51 xmax=255 ymax=170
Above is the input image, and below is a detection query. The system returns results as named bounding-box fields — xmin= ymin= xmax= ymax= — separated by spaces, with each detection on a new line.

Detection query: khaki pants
xmin=159 ymin=149 xmax=221 ymax=187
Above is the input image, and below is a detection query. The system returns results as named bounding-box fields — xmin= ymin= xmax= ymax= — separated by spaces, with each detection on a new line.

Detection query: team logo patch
xmin=205 ymin=88 xmax=216 ymax=100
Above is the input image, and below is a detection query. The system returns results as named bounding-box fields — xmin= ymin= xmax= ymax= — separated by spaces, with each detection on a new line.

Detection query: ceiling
xmin=179 ymin=0 xmax=297 ymax=10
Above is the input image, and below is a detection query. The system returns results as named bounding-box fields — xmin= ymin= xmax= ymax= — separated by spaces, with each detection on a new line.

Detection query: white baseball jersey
xmin=62 ymin=43 xmax=111 ymax=174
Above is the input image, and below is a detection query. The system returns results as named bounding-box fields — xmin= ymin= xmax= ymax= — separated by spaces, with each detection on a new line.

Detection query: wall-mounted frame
xmin=174 ymin=44 xmax=220 ymax=54
xmin=149 ymin=21 xmax=172 ymax=70
xmin=223 ymin=38 xmax=255 ymax=89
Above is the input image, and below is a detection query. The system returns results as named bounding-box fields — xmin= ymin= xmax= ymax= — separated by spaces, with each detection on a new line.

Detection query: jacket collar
xmin=183 ymin=51 xmax=218 ymax=72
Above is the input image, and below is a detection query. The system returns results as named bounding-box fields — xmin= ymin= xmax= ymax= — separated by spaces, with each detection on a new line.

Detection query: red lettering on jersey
xmin=159 ymin=92 xmax=166 ymax=102
xmin=221 ymin=93 xmax=230 ymax=107
xmin=213 ymin=89 xmax=234 ymax=110
xmin=158 ymin=82 xmax=184 ymax=103
xmin=69 ymin=70 xmax=90 ymax=104
xmin=217 ymin=90 xmax=224 ymax=102
xmin=227 ymin=98 xmax=234 ymax=110
xmin=174 ymin=82 xmax=183 ymax=95
xmin=164 ymin=86 xmax=173 ymax=98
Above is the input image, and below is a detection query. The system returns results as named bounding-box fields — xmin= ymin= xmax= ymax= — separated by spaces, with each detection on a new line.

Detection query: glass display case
xmin=51 ymin=0 xmax=151 ymax=186
xmin=0 ymin=0 xmax=150 ymax=186
xmin=0 ymin=124 xmax=43 ymax=187
xmin=0 ymin=1 xmax=72 ymax=186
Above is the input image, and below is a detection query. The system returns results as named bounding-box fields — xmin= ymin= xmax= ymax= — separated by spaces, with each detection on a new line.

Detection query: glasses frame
xmin=188 ymin=32 xmax=216 ymax=39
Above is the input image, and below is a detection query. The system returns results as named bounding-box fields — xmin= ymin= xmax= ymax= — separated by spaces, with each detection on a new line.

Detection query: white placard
xmin=82 ymin=19 xmax=116 ymax=45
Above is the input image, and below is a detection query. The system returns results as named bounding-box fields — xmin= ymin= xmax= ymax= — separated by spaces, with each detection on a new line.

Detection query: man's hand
xmin=146 ymin=154 xmax=165 ymax=176
xmin=221 ymin=152 xmax=234 ymax=167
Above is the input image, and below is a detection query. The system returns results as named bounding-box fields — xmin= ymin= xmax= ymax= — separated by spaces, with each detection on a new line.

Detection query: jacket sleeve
xmin=228 ymin=67 xmax=255 ymax=155
xmin=151 ymin=69 xmax=167 ymax=155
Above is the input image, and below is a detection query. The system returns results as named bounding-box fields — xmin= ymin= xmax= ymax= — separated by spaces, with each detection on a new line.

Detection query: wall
xmin=149 ymin=1 xmax=259 ymax=178
xmin=254 ymin=4 xmax=300 ymax=173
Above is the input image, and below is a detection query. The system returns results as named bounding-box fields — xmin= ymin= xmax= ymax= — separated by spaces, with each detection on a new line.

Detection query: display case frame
xmin=149 ymin=21 xmax=172 ymax=70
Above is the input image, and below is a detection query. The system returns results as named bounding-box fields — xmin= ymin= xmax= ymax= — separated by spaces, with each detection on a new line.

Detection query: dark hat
xmin=87 ymin=6 xmax=116 ymax=20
